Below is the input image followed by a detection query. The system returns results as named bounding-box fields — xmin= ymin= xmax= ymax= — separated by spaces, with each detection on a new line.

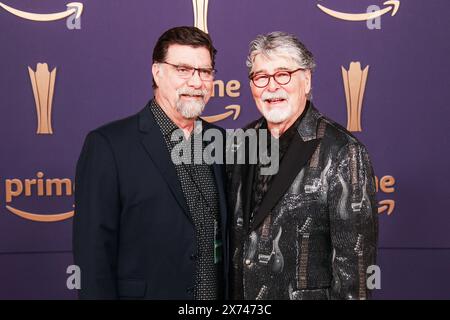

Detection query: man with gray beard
xmin=73 ymin=27 xmax=228 ymax=299
xmin=227 ymin=32 xmax=378 ymax=300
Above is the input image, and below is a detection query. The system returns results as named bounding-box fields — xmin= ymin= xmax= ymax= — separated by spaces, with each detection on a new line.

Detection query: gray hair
xmin=246 ymin=31 xmax=316 ymax=75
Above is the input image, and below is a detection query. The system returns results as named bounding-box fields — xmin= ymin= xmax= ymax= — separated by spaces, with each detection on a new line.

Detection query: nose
xmin=266 ymin=76 xmax=280 ymax=92
xmin=187 ymin=69 xmax=203 ymax=88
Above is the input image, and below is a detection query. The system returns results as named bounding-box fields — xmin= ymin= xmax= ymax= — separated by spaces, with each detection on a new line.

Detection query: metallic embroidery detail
xmin=257 ymin=216 xmax=273 ymax=265
xmin=362 ymin=176 xmax=371 ymax=214
xmin=305 ymin=178 xmax=321 ymax=193
xmin=351 ymin=200 xmax=363 ymax=212
xmin=256 ymin=285 xmax=268 ymax=300
xmin=349 ymin=144 xmax=358 ymax=186
xmin=261 ymin=215 xmax=272 ymax=241
xmin=245 ymin=231 xmax=258 ymax=267
xmin=297 ymin=217 xmax=312 ymax=289
xmin=257 ymin=226 xmax=284 ymax=273
xmin=309 ymin=143 xmax=321 ymax=168
xmin=234 ymin=183 xmax=242 ymax=225
xmin=271 ymin=226 xmax=284 ymax=273
xmin=310 ymin=120 xmax=327 ymax=168
xmin=352 ymin=176 xmax=369 ymax=212
xmin=354 ymin=234 xmax=366 ymax=300
xmin=290 ymin=167 xmax=305 ymax=192
xmin=320 ymin=157 xmax=332 ymax=203
xmin=338 ymin=173 xmax=349 ymax=219
xmin=257 ymin=253 xmax=271 ymax=265
xmin=288 ymin=283 xmax=295 ymax=300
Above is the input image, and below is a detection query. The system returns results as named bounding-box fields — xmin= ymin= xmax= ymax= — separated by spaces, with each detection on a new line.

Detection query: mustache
xmin=177 ymin=88 xmax=208 ymax=98
xmin=261 ymin=91 xmax=289 ymax=102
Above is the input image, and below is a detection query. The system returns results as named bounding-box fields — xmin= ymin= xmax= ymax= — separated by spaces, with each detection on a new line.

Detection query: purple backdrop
xmin=1 ymin=0 xmax=449 ymax=299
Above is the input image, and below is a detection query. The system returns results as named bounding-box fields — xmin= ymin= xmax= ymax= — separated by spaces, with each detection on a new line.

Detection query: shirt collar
xmin=149 ymin=98 xmax=179 ymax=137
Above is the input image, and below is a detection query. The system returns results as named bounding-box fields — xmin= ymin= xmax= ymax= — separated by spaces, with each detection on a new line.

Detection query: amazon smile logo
xmin=4 ymin=172 xmax=74 ymax=222
xmin=0 ymin=1 xmax=83 ymax=29
xmin=317 ymin=0 xmax=400 ymax=22
xmin=202 ymin=79 xmax=242 ymax=123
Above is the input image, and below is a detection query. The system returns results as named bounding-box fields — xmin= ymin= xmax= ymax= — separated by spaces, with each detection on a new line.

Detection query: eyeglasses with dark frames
xmin=161 ymin=61 xmax=216 ymax=81
xmin=250 ymin=68 xmax=304 ymax=88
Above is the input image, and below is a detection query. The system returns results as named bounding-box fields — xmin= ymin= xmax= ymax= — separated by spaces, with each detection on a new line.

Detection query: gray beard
xmin=175 ymin=98 xmax=205 ymax=119
xmin=262 ymin=105 xmax=292 ymax=124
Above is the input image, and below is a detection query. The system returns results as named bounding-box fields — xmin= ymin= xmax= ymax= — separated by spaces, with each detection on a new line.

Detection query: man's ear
xmin=152 ymin=63 xmax=161 ymax=87
xmin=303 ymin=69 xmax=312 ymax=95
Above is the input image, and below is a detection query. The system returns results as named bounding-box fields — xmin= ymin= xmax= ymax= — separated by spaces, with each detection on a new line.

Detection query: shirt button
xmin=245 ymin=259 xmax=251 ymax=265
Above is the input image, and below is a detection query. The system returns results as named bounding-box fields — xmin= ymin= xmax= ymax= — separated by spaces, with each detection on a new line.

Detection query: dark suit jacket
xmin=227 ymin=102 xmax=378 ymax=300
xmin=73 ymin=101 xmax=228 ymax=299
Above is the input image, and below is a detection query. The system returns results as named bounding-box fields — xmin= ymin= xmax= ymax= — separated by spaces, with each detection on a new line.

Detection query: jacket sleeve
xmin=327 ymin=142 xmax=378 ymax=299
xmin=72 ymin=131 xmax=121 ymax=299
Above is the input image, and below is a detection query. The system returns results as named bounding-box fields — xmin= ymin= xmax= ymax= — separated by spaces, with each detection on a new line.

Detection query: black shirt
xmin=149 ymin=99 xmax=222 ymax=300
xmin=250 ymin=108 xmax=308 ymax=225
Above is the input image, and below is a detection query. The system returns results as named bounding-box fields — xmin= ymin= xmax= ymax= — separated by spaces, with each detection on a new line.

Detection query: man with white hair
xmin=73 ymin=27 xmax=228 ymax=299
xmin=228 ymin=32 xmax=378 ymax=300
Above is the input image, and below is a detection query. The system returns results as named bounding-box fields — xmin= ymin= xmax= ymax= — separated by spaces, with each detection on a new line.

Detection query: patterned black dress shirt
xmin=150 ymin=99 xmax=222 ymax=300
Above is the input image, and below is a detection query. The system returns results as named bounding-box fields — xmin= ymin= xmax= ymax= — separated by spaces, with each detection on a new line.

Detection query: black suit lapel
xmin=250 ymin=134 xmax=320 ymax=231
xmin=211 ymin=163 xmax=227 ymax=242
xmin=138 ymin=106 xmax=190 ymax=220
xmin=201 ymin=120 xmax=229 ymax=249
xmin=211 ymin=161 xmax=229 ymax=294
xmin=241 ymin=128 xmax=258 ymax=233
xmin=242 ymin=162 xmax=256 ymax=233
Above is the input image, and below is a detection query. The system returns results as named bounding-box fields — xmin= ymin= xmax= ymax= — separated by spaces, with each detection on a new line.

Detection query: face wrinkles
xmin=153 ymin=44 xmax=213 ymax=121
xmin=250 ymin=54 xmax=310 ymax=132
xmin=252 ymin=66 xmax=291 ymax=77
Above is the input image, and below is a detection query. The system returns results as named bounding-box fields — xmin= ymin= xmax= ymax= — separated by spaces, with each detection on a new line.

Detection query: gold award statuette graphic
xmin=192 ymin=0 xmax=242 ymax=123
xmin=192 ymin=0 xmax=209 ymax=33
xmin=317 ymin=0 xmax=400 ymax=21
xmin=341 ymin=62 xmax=369 ymax=132
xmin=28 ymin=63 xmax=57 ymax=135
xmin=0 ymin=2 xmax=83 ymax=22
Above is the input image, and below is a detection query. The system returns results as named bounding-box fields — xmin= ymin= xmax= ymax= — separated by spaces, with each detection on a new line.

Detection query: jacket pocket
xmin=118 ymin=279 xmax=147 ymax=298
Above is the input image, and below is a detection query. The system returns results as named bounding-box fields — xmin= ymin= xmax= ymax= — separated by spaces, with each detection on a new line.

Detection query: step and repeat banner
xmin=0 ymin=0 xmax=449 ymax=299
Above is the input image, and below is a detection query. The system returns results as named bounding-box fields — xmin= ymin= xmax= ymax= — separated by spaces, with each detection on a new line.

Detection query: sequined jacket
xmin=227 ymin=102 xmax=378 ymax=300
